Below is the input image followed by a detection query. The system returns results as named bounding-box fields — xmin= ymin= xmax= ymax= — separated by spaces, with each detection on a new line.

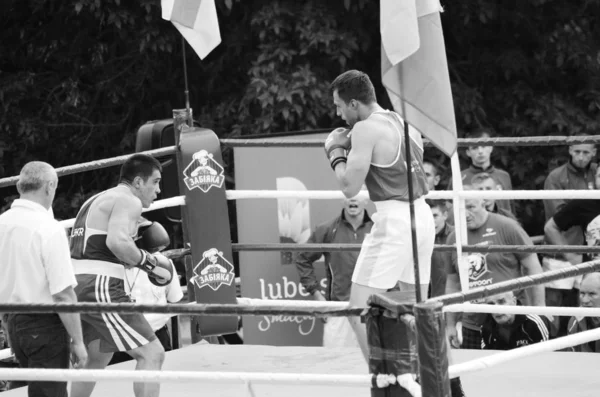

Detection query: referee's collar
xmin=11 ymin=198 xmax=52 ymax=215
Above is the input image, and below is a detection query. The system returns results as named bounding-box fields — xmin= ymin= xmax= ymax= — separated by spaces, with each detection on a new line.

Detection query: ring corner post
xmin=174 ymin=111 xmax=238 ymax=341
xmin=365 ymin=290 xmax=418 ymax=397
xmin=414 ymin=300 xmax=450 ymax=397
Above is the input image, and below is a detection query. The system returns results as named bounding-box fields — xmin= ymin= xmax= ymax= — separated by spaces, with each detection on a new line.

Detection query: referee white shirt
xmin=0 ymin=199 xmax=76 ymax=304
xmin=124 ymin=260 xmax=183 ymax=331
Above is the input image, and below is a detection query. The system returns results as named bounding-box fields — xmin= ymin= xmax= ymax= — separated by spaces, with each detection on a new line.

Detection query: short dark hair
xmin=119 ymin=154 xmax=162 ymax=184
xmin=426 ymin=199 xmax=448 ymax=212
xmin=465 ymin=127 xmax=495 ymax=140
xmin=471 ymin=172 xmax=494 ymax=185
xmin=423 ymin=158 xmax=440 ymax=176
xmin=330 ymin=70 xmax=377 ymax=105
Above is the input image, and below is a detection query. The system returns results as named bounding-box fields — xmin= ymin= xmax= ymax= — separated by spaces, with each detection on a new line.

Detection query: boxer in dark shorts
xmin=69 ymin=154 xmax=173 ymax=397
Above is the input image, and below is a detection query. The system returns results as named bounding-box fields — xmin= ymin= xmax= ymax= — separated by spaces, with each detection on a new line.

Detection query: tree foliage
xmin=1 ymin=0 xmax=599 ymax=235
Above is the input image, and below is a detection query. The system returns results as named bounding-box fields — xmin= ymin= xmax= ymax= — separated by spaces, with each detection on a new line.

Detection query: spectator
xmin=427 ymin=199 xmax=454 ymax=298
xmin=0 ymin=161 xmax=87 ymax=396
xmin=295 ymin=195 xmax=373 ymax=347
xmin=566 ymin=272 xmax=600 ymax=352
xmin=445 ymin=187 xmax=545 ymax=349
xmin=544 ymin=139 xmax=597 ymax=220
xmin=544 ymin=166 xmax=600 ymax=336
xmin=471 ymin=173 xmax=518 ymax=222
xmin=481 ymin=291 xmax=549 ymax=350
xmin=542 ymin=139 xmax=597 ymax=335
xmin=424 ymin=158 xmax=442 ymax=191
xmin=449 ymin=129 xmax=514 ymax=214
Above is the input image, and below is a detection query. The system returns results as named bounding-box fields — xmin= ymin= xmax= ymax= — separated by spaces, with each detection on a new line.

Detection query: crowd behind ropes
xmin=413 ymin=128 xmax=600 ymax=351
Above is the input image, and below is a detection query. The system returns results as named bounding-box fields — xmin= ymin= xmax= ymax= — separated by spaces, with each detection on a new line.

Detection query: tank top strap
xmin=368 ymin=110 xmax=405 ymax=168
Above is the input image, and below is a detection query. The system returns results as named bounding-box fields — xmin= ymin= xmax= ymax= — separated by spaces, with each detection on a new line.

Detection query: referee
xmin=0 ymin=161 xmax=87 ymax=396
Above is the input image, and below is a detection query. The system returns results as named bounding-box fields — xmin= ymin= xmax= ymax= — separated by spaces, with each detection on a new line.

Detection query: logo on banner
xmin=182 ymin=150 xmax=225 ymax=192
xmin=191 ymin=248 xmax=235 ymax=291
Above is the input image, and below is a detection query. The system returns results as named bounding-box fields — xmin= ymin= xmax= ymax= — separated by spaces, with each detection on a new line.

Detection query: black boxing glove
xmin=324 ymin=127 xmax=351 ymax=170
xmin=137 ymin=250 xmax=174 ymax=287
xmin=136 ymin=221 xmax=170 ymax=253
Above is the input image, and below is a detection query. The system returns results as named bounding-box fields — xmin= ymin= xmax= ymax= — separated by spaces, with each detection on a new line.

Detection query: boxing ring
xmin=2 ymin=132 xmax=600 ymax=397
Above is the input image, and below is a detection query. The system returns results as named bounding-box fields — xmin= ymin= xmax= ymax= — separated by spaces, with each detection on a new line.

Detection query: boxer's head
xmin=330 ymin=70 xmax=377 ymax=127
xmin=120 ymin=154 xmax=162 ymax=208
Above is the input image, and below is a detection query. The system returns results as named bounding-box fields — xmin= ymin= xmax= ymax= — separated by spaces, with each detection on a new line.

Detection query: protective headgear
xmin=136 ymin=221 xmax=170 ymax=253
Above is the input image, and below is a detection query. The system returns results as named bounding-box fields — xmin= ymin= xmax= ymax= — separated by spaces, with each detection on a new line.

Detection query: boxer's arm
xmin=334 ymin=123 xmax=373 ymax=198
xmin=106 ymin=195 xmax=144 ymax=266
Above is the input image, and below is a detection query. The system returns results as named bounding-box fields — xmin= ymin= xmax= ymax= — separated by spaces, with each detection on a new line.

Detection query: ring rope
xmin=162 ymin=244 xmax=600 ymax=258
xmin=0 ymin=367 xmax=376 ymax=386
xmin=221 ymin=135 xmax=600 ymax=148
xmin=444 ymin=303 xmax=600 ymax=317
xmin=2 ymin=135 xmax=600 ymax=189
xmin=0 ymin=302 xmax=364 ymax=317
xmin=428 ymin=258 xmax=600 ymax=306
xmin=448 ymin=326 xmax=600 ymax=379
xmin=228 ymin=189 xmax=600 ymax=200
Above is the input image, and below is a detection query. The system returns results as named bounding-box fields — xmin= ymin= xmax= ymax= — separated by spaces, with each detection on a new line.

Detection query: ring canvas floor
xmin=3 ymin=343 xmax=599 ymax=396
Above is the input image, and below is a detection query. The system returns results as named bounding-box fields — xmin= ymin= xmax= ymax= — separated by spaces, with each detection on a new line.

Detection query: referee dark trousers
xmin=6 ymin=314 xmax=71 ymax=397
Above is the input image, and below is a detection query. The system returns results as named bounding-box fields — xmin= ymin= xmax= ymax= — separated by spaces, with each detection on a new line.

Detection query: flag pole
xmin=181 ymin=36 xmax=191 ymax=112
xmin=397 ymin=74 xmax=422 ymax=303
xmin=402 ymin=119 xmax=423 ymax=303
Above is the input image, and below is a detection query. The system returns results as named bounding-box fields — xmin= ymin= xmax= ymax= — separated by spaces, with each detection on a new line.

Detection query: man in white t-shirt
xmin=0 ymin=161 xmax=87 ymax=396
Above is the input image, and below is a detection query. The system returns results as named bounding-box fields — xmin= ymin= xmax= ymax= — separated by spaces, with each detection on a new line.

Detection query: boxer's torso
xmin=364 ymin=110 xmax=428 ymax=202
xmin=70 ymin=186 xmax=138 ymax=264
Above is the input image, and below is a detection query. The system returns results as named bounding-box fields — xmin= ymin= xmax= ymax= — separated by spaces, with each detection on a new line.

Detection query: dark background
xmin=1 ymin=0 xmax=599 ymax=238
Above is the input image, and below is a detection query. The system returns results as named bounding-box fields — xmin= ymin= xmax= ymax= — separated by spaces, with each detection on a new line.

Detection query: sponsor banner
xmin=235 ymin=134 xmax=346 ymax=346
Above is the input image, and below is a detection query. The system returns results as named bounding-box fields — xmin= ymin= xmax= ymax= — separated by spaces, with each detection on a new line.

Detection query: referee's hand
xmin=70 ymin=341 xmax=88 ymax=369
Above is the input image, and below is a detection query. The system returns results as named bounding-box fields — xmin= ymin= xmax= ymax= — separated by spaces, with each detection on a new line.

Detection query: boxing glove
xmin=324 ymin=127 xmax=351 ymax=170
xmin=135 ymin=221 xmax=170 ymax=253
xmin=137 ymin=250 xmax=174 ymax=287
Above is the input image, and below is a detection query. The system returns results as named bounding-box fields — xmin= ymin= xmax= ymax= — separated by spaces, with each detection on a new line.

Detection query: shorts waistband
xmin=374 ymin=197 xmax=425 ymax=212
xmin=73 ymin=259 xmax=125 ymax=279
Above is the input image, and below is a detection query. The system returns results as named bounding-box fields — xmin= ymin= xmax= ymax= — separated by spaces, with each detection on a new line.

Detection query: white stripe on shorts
xmin=95 ymin=275 xmax=126 ymax=351
xmin=102 ymin=277 xmax=149 ymax=348
xmin=100 ymin=275 xmax=141 ymax=350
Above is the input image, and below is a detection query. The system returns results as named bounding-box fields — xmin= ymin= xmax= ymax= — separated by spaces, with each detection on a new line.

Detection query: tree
xmin=1 ymin=0 xmax=599 ymax=236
